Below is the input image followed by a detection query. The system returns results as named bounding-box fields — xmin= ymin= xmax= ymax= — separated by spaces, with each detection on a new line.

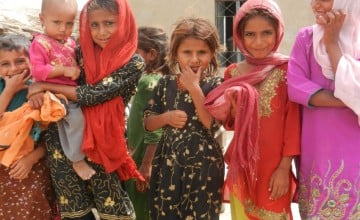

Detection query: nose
xmin=59 ymin=23 xmax=66 ymax=32
xmin=190 ymin=53 xmax=200 ymax=65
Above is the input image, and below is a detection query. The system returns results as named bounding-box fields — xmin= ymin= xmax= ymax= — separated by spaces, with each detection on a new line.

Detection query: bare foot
xmin=72 ymin=160 xmax=96 ymax=180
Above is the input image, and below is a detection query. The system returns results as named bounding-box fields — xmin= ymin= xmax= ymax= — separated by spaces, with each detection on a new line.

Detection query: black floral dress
xmin=145 ymin=75 xmax=225 ymax=220
xmin=44 ymin=53 xmax=145 ymax=219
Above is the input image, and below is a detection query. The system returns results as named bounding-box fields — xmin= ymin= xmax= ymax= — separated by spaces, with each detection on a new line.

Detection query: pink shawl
xmin=204 ymin=0 xmax=288 ymax=202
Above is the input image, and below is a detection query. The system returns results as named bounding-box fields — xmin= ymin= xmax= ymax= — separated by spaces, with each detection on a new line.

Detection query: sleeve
xmin=29 ymin=39 xmax=53 ymax=82
xmin=334 ymin=55 xmax=360 ymax=117
xmin=282 ymin=90 xmax=301 ymax=157
xmin=144 ymin=76 xmax=166 ymax=119
xmin=287 ymin=28 xmax=323 ymax=107
xmin=143 ymin=129 xmax=162 ymax=145
xmin=208 ymin=76 xmax=224 ymax=134
xmin=76 ymin=54 xmax=145 ymax=107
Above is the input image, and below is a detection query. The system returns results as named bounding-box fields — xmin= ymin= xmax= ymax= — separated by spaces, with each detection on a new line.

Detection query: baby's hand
xmin=167 ymin=110 xmax=187 ymax=128
xmin=64 ymin=66 xmax=80 ymax=80
xmin=9 ymin=156 xmax=34 ymax=180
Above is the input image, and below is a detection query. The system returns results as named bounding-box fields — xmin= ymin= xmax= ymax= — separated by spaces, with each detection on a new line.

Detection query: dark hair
xmin=0 ymin=34 xmax=30 ymax=56
xmin=237 ymin=8 xmax=279 ymax=39
xmin=138 ymin=26 xmax=169 ymax=74
xmin=168 ymin=17 xmax=220 ymax=76
xmin=87 ymin=0 xmax=118 ymax=14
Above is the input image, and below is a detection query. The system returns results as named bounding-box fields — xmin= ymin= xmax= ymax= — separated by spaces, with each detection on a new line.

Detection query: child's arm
xmin=268 ymin=156 xmax=293 ymax=200
xmin=144 ymin=110 xmax=187 ymax=131
xmin=0 ymin=71 xmax=30 ymax=114
xmin=180 ymin=66 xmax=213 ymax=129
xmin=30 ymin=38 xmax=80 ymax=81
xmin=27 ymin=55 xmax=145 ymax=107
xmin=322 ymin=10 xmax=346 ymax=74
xmin=8 ymin=143 xmax=46 ymax=180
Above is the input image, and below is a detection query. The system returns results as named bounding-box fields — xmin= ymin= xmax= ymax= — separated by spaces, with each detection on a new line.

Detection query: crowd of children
xmin=0 ymin=0 xmax=358 ymax=219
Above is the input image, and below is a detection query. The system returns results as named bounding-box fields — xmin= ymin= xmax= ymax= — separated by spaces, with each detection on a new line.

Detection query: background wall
xmin=130 ymin=0 xmax=314 ymax=56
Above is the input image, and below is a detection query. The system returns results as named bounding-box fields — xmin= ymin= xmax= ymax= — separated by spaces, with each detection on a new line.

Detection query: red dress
xmin=224 ymin=63 xmax=300 ymax=219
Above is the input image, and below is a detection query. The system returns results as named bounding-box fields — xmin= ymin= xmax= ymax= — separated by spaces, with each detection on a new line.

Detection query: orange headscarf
xmin=79 ymin=0 xmax=142 ymax=181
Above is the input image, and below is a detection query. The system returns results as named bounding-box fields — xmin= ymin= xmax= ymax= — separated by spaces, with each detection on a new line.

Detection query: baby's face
xmin=0 ymin=49 xmax=30 ymax=78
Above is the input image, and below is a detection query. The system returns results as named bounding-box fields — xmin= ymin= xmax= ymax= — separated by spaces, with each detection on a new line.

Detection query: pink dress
xmin=287 ymin=26 xmax=360 ymax=219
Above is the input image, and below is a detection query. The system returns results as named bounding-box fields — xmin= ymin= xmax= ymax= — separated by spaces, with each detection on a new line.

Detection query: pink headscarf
xmin=205 ymin=0 xmax=287 ymax=203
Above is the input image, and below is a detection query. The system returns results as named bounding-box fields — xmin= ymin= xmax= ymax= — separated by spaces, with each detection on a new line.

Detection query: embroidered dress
xmin=287 ymin=26 xmax=360 ymax=220
xmin=145 ymin=75 xmax=224 ymax=220
xmin=0 ymin=79 xmax=53 ymax=220
xmin=45 ymin=54 xmax=144 ymax=219
xmin=125 ymin=72 xmax=163 ymax=220
xmin=223 ymin=64 xmax=300 ymax=220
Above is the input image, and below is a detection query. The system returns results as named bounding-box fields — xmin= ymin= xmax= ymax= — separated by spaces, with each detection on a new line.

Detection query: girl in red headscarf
xmin=27 ymin=0 xmax=144 ymax=219
xmin=204 ymin=0 xmax=300 ymax=219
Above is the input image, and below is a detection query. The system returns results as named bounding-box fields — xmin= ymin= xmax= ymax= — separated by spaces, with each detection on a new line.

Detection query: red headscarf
xmin=205 ymin=0 xmax=287 ymax=203
xmin=79 ymin=0 xmax=142 ymax=181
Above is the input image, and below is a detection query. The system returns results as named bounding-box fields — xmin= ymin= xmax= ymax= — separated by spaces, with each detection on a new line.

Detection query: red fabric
xmin=79 ymin=0 xmax=143 ymax=181
xmin=205 ymin=0 xmax=288 ymax=205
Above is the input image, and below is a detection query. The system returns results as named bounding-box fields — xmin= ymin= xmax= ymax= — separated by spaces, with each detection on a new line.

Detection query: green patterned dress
xmin=125 ymin=72 xmax=163 ymax=220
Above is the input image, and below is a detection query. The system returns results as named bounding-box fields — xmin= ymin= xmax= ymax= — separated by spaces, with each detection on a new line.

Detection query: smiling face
xmin=241 ymin=15 xmax=277 ymax=59
xmin=175 ymin=37 xmax=213 ymax=74
xmin=0 ymin=49 xmax=30 ymax=78
xmin=87 ymin=8 xmax=119 ymax=49
xmin=311 ymin=0 xmax=334 ymax=24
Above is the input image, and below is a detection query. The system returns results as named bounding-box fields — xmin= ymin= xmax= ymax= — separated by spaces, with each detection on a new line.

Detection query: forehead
xmin=244 ymin=15 xmax=276 ymax=30
xmin=0 ymin=49 xmax=28 ymax=60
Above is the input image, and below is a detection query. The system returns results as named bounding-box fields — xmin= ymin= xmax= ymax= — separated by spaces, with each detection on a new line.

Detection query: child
xmin=143 ymin=17 xmax=225 ymax=220
xmin=287 ymin=0 xmax=360 ymax=218
xmin=26 ymin=0 xmax=145 ymax=219
xmin=125 ymin=26 xmax=168 ymax=220
xmin=29 ymin=0 xmax=96 ymax=180
xmin=0 ymin=34 xmax=54 ymax=219
xmin=204 ymin=0 xmax=301 ymax=219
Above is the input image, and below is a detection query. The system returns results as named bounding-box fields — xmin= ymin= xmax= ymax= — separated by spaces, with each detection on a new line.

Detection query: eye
xmin=90 ymin=22 xmax=98 ymax=29
xmin=104 ymin=21 xmax=114 ymax=26
xmin=263 ymin=30 xmax=274 ymax=36
xmin=66 ymin=22 xmax=74 ymax=28
xmin=244 ymin=32 xmax=255 ymax=37
xmin=0 ymin=61 xmax=10 ymax=67
xmin=53 ymin=20 xmax=61 ymax=25
xmin=15 ymin=58 xmax=26 ymax=66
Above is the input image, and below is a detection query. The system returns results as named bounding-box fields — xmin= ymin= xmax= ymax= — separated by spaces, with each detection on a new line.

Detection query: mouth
xmin=190 ymin=66 xmax=200 ymax=73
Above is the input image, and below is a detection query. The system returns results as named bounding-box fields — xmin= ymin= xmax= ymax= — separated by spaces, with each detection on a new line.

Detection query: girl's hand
xmin=179 ymin=65 xmax=203 ymax=92
xmin=9 ymin=156 xmax=35 ymax=180
xmin=136 ymin=161 xmax=152 ymax=192
xmin=3 ymin=69 xmax=30 ymax=94
xmin=167 ymin=110 xmax=187 ymax=128
xmin=27 ymin=82 xmax=44 ymax=98
xmin=64 ymin=66 xmax=81 ymax=81
xmin=321 ymin=10 xmax=346 ymax=45
xmin=268 ymin=166 xmax=289 ymax=200
xmin=28 ymin=92 xmax=44 ymax=109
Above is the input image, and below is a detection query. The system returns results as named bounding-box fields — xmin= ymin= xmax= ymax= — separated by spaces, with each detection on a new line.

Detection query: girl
xmin=0 ymin=34 xmax=54 ymax=219
xmin=27 ymin=0 xmax=145 ymax=219
xmin=125 ymin=26 xmax=168 ymax=220
xmin=287 ymin=0 xmax=360 ymax=219
xmin=204 ymin=0 xmax=301 ymax=219
xmin=144 ymin=17 xmax=225 ymax=220
xmin=30 ymin=0 xmax=95 ymax=181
